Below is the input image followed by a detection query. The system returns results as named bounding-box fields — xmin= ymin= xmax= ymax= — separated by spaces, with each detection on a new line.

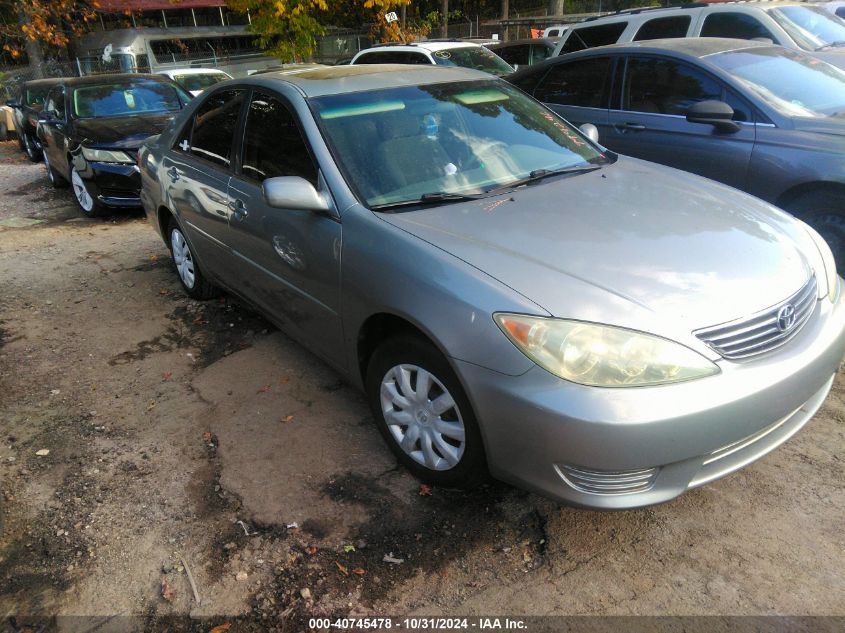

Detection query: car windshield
xmin=709 ymin=46 xmax=845 ymax=118
xmin=310 ymin=80 xmax=608 ymax=209
xmin=768 ymin=6 xmax=845 ymax=51
xmin=430 ymin=47 xmax=514 ymax=76
xmin=71 ymin=80 xmax=188 ymax=118
xmin=25 ymin=86 xmax=51 ymax=107
xmin=173 ymin=73 xmax=228 ymax=92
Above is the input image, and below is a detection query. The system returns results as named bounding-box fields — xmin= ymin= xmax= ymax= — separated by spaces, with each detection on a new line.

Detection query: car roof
xmin=361 ymin=40 xmax=481 ymax=53
xmin=239 ymin=64 xmax=493 ymax=98
xmin=488 ymin=38 xmax=559 ymax=48
xmin=574 ymin=36 xmax=772 ymax=57
xmin=578 ymin=0 xmax=809 ymax=22
xmin=56 ymin=73 xmax=178 ymax=87
xmin=157 ymin=68 xmax=230 ymax=76
xmin=22 ymin=77 xmax=66 ymax=88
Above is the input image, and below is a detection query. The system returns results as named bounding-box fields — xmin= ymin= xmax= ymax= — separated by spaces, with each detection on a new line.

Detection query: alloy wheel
xmin=71 ymin=169 xmax=94 ymax=213
xmin=170 ymin=228 xmax=196 ymax=289
xmin=379 ymin=364 xmax=466 ymax=471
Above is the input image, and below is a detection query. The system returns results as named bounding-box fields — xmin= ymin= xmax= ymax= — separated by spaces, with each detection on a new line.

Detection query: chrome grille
xmin=694 ymin=276 xmax=817 ymax=360
xmin=556 ymin=464 xmax=659 ymax=495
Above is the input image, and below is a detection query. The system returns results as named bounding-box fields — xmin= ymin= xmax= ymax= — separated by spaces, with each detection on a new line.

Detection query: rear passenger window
xmin=240 ymin=91 xmax=317 ymax=185
xmin=496 ymin=45 xmax=531 ymax=67
xmin=180 ymin=89 xmax=244 ymax=168
xmin=624 ymin=57 xmax=721 ymax=116
xmin=633 ymin=16 xmax=691 ymax=41
xmin=560 ymin=22 xmax=628 ymax=54
xmin=700 ymin=13 xmax=776 ymax=41
xmin=534 ymin=57 xmax=612 ymax=108
xmin=356 ymin=51 xmax=430 ymax=65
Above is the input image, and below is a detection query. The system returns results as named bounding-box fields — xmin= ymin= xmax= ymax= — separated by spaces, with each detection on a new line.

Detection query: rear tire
xmin=365 ymin=334 xmax=488 ymax=489
xmin=23 ymin=132 xmax=43 ymax=162
xmin=787 ymin=190 xmax=845 ymax=275
xmin=167 ymin=219 xmax=219 ymax=300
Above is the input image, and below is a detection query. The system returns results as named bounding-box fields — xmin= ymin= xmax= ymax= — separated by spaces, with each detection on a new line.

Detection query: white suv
xmin=350 ymin=41 xmax=514 ymax=76
xmin=552 ymin=2 xmax=845 ymax=69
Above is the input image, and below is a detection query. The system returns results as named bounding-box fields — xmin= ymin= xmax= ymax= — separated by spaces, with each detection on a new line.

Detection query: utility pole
xmin=501 ymin=0 xmax=509 ymax=42
xmin=441 ymin=0 xmax=449 ymax=38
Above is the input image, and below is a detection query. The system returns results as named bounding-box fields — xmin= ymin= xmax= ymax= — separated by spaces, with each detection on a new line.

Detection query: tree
xmin=225 ymin=0 xmax=328 ymax=61
xmin=0 ymin=0 xmax=98 ymax=73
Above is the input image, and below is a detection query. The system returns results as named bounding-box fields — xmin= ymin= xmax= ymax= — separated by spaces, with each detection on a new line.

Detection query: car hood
xmin=74 ymin=113 xmax=177 ymax=149
xmin=379 ymin=158 xmax=814 ymax=342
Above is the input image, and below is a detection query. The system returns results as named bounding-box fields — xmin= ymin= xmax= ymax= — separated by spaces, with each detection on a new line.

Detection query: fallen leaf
xmin=343 ymin=544 xmax=355 ymax=553
xmin=147 ymin=401 xmax=156 ymax=411
xmin=160 ymin=578 xmax=176 ymax=602
xmin=202 ymin=432 xmax=213 ymax=444
xmin=149 ymin=255 xmax=159 ymax=262
xmin=306 ymin=546 xmax=318 ymax=556
xmin=208 ymin=624 xmax=231 ymax=633
xmin=352 ymin=568 xmax=366 ymax=575
xmin=162 ymin=371 xmax=172 ymax=382
xmin=35 ymin=449 xmax=50 ymax=457
xmin=281 ymin=415 xmax=294 ymax=424
xmin=280 ymin=376 xmax=290 ymax=384
xmin=159 ymin=289 xmax=169 ymax=295
xmin=335 ymin=561 xmax=349 ymax=576
xmin=419 ymin=484 xmax=433 ymax=496
xmin=256 ymin=384 xmax=271 ymax=394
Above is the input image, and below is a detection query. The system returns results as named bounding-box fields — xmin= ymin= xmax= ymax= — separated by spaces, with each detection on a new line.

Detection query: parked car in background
xmin=156 ymin=68 xmax=232 ymax=96
xmin=6 ymin=78 xmax=63 ymax=161
xmin=139 ymin=65 xmax=845 ymax=509
xmin=509 ymin=38 xmax=845 ymax=272
xmin=819 ymin=1 xmax=845 ymax=19
xmin=553 ymin=2 xmax=845 ymax=69
xmin=351 ymin=41 xmax=514 ymax=76
xmin=486 ymin=38 xmax=559 ymax=70
xmin=38 ymin=73 xmax=191 ymax=217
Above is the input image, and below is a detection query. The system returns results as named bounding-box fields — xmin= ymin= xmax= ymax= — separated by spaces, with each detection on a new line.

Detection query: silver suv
xmin=553 ymin=2 xmax=845 ymax=69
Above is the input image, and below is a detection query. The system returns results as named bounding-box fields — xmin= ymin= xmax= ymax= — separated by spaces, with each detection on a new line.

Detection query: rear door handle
xmin=229 ymin=198 xmax=248 ymax=221
xmin=166 ymin=167 xmax=180 ymax=181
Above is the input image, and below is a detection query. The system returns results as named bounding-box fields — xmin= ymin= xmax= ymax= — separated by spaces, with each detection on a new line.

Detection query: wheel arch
xmin=775 ymin=181 xmax=845 ymax=216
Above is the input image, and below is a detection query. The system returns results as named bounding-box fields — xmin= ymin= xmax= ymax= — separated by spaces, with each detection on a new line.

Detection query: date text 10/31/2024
xmin=308 ymin=617 xmax=528 ymax=630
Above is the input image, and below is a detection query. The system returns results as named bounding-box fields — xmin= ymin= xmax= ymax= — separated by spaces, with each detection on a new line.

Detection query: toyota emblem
xmin=777 ymin=304 xmax=796 ymax=332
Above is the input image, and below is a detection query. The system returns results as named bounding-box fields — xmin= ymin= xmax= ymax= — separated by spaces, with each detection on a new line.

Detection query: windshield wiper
xmin=492 ymin=164 xmax=603 ymax=192
xmin=817 ymin=40 xmax=845 ymax=51
xmin=371 ymin=191 xmax=489 ymax=211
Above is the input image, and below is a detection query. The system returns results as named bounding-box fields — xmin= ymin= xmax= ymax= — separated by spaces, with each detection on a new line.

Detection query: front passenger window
xmin=240 ymin=91 xmax=317 ymax=185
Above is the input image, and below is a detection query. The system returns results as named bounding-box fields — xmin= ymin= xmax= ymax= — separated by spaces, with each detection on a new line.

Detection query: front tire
xmin=167 ymin=219 xmax=219 ymax=300
xmin=71 ymin=167 xmax=107 ymax=217
xmin=365 ymin=334 xmax=488 ymax=488
xmin=787 ymin=190 xmax=845 ymax=275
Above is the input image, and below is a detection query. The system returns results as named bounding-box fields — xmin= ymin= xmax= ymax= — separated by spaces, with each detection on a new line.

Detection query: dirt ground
xmin=1 ymin=138 xmax=844 ymax=630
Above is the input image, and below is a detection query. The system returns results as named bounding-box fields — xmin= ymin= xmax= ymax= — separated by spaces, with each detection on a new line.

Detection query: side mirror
xmin=686 ymin=100 xmax=740 ymax=133
xmin=6 ymin=100 xmax=20 ymax=108
xmin=262 ymin=176 xmax=331 ymax=213
xmin=579 ymin=123 xmax=600 ymax=144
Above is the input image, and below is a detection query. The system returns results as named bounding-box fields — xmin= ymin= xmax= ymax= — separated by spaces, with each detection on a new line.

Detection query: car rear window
xmin=173 ymin=73 xmax=229 ymax=92
xmin=560 ymin=22 xmax=628 ymax=54
xmin=534 ymin=57 xmax=612 ymax=108
xmin=700 ymin=13 xmax=776 ymax=41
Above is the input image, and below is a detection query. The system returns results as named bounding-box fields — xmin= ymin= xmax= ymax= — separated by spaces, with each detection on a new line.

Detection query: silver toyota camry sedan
xmin=139 ymin=65 xmax=845 ymax=509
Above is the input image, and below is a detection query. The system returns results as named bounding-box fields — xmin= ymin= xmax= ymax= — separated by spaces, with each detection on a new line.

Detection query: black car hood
xmin=73 ymin=113 xmax=176 ymax=149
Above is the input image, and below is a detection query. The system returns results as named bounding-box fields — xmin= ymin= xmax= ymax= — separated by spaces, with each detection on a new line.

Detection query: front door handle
xmin=229 ymin=198 xmax=248 ymax=221
xmin=166 ymin=167 xmax=180 ymax=181
xmin=616 ymin=122 xmax=646 ymax=132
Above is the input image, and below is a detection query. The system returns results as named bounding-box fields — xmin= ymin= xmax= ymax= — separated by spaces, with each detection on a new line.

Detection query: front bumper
xmin=457 ymin=291 xmax=845 ymax=509
xmin=77 ymin=159 xmax=142 ymax=208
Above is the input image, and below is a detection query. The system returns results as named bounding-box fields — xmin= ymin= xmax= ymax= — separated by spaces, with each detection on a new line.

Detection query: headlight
xmin=80 ymin=147 xmax=134 ymax=164
xmin=494 ymin=314 xmax=719 ymax=387
xmin=801 ymin=222 xmax=838 ymax=302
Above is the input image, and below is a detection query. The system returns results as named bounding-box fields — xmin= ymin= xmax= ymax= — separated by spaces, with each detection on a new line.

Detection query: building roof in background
xmin=96 ymin=0 xmax=225 ymax=12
